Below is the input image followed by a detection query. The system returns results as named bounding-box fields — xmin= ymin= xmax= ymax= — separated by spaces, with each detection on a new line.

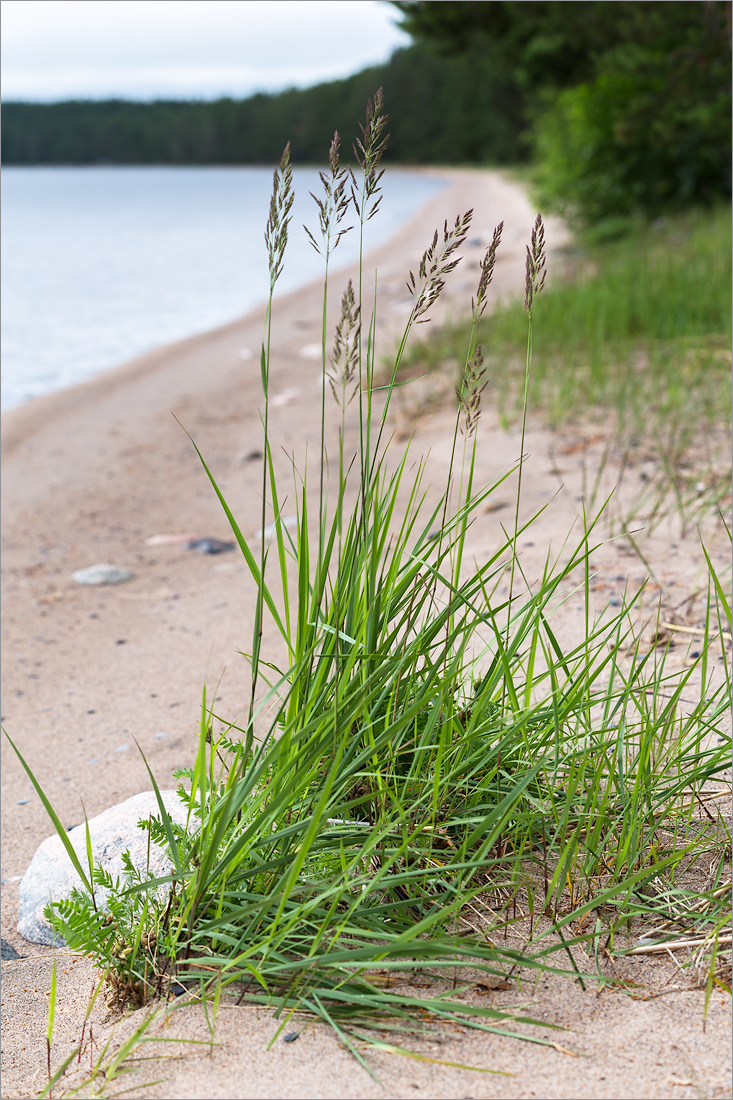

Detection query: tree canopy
xmin=391 ymin=1 xmax=732 ymax=220
xmin=1 ymin=41 xmax=524 ymax=168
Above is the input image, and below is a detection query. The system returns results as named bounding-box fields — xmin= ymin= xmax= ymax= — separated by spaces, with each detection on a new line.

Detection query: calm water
xmin=1 ymin=167 xmax=445 ymax=411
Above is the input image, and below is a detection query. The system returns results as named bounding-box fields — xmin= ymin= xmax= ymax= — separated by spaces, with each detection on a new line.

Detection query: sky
xmin=1 ymin=0 xmax=411 ymax=102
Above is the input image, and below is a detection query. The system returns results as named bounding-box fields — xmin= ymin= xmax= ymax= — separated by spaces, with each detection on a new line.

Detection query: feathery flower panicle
xmin=304 ymin=131 xmax=352 ymax=261
xmin=524 ymin=213 xmax=547 ymax=317
xmin=328 ymin=280 xmax=361 ymax=409
xmin=457 ymin=345 xmax=486 ymax=437
xmin=407 ymin=210 xmax=473 ymax=323
xmin=473 ymin=221 xmax=504 ymax=320
xmin=351 ymin=87 xmax=389 ymax=223
xmin=265 ymin=144 xmax=294 ymax=289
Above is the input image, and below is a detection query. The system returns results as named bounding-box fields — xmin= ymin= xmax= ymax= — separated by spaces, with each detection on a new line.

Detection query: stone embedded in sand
xmin=145 ymin=533 xmax=197 ymax=546
xmin=185 ymin=537 xmax=235 ymax=554
xmin=72 ymin=564 xmax=135 ymax=585
xmin=1 ymin=938 xmax=24 ymax=961
xmin=18 ymin=790 xmax=189 ymax=947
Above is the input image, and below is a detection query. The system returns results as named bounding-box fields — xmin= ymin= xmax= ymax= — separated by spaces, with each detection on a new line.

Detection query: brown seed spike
xmin=265 ymin=144 xmax=294 ymax=289
xmin=524 ymin=213 xmax=547 ymax=318
xmin=474 ymin=221 xmax=504 ymax=320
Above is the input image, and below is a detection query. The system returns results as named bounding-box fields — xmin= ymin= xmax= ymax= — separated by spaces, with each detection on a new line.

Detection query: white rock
xmin=18 ymin=790 xmax=190 ymax=946
xmin=72 ymin=564 xmax=135 ymax=586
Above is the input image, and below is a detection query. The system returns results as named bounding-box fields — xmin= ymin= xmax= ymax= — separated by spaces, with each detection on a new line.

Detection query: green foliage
xmin=534 ymin=43 xmax=732 ymax=220
xmin=392 ymin=1 xmax=732 ymax=221
xmin=392 ymin=1 xmax=659 ymax=86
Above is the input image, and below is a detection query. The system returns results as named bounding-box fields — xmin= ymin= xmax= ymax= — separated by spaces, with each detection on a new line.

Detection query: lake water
xmin=1 ymin=167 xmax=446 ymax=411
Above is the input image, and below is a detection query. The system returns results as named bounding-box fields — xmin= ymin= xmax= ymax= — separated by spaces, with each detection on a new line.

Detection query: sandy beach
xmin=1 ymin=167 xmax=730 ymax=1099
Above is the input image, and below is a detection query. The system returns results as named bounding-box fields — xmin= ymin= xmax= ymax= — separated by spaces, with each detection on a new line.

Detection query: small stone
xmin=18 ymin=790 xmax=190 ymax=946
xmin=185 ymin=538 xmax=235 ymax=555
xmin=283 ymin=1032 xmax=300 ymax=1043
xmin=72 ymin=565 xmax=135 ymax=586
xmin=156 ymin=732 xmax=168 ymax=739
xmin=17 ymin=799 xmax=29 ymax=806
xmin=145 ymin=533 xmax=197 ymax=546
xmin=1 ymin=939 xmax=24 ymax=961
xmin=114 ymin=744 xmax=129 ymax=752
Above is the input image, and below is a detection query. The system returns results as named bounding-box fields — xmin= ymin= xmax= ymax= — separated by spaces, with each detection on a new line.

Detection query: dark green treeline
xmin=1 ymin=43 xmax=525 ymax=166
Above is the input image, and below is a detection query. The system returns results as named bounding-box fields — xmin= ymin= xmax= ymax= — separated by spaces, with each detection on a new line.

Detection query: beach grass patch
xmin=6 ymin=95 xmax=731 ymax=1084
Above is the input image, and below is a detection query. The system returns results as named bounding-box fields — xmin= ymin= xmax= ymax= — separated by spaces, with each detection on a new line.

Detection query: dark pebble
xmin=185 ymin=538 xmax=235 ymax=555
xmin=169 ymin=982 xmax=187 ymax=997
xmin=283 ymin=1032 xmax=300 ymax=1043
xmin=1 ymin=939 xmax=24 ymax=961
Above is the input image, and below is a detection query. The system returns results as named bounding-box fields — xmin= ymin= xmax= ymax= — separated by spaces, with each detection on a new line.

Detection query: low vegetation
xmin=399 ymin=204 xmax=732 ymax=533
xmin=6 ymin=96 xmax=730 ymax=1093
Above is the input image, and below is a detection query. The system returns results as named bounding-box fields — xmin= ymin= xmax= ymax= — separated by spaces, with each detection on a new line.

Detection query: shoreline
xmin=0 ymin=164 xmax=453 ymax=431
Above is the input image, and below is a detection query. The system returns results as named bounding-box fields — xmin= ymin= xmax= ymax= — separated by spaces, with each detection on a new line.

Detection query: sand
xmin=1 ymin=168 xmax=730 ymax=1099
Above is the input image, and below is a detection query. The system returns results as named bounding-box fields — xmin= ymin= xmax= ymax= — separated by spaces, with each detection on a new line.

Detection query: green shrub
xmin=534 ymin=43 xmax=732 ymax=222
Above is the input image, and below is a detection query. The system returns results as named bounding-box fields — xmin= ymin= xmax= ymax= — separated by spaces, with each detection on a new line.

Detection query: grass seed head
xmin=474 ymin=221 xmax=504 ymax=320
xmin=351 ymin=87 xmax=389 ymax=222
xmin=524 ymin=213 xmax=547 ymax=317
xmin=328 ymin=280 xmax=361 ymax=408
xmin=457 ymin=345 xmax=487 ymax=436
xmin=408 ymin=210 xmax=473 ymax=322
xmin=265 ymin=143 xmax=294 ymax=289
xmin=305 ymin=130 xmax=352 ymax=260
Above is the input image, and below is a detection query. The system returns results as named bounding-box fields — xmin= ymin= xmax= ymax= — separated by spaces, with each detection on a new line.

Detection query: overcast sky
xmin=1 ymin=0 xmax=411 ymax=101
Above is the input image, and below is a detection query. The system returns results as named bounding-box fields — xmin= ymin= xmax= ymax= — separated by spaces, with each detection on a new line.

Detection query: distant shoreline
xmin=1 ymin=165 xmax=449 ymax=415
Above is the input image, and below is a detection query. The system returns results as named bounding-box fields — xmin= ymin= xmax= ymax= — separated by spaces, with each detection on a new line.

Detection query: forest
xmin=2 ymin=1 xmax=730 ymax=224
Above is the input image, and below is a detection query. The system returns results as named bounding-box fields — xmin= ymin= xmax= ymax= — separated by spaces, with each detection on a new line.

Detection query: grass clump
xmin=6 ymin=94 xmax=731 ymax=1082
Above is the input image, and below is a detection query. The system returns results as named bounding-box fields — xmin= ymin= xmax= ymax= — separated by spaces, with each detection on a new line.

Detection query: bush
xmin=534 ymin=40 xmax=732 ymax=222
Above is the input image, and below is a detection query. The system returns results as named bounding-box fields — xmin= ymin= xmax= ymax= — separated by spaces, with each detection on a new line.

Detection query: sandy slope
xmin=1 ymin=168 xmax=730 ymax=1100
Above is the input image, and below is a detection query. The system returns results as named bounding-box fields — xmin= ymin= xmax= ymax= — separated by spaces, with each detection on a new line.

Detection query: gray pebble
xmin=72 ymin=564 xmax=135 ymax=586
xmin=185 ymin=538 xmax=235 ymax=555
